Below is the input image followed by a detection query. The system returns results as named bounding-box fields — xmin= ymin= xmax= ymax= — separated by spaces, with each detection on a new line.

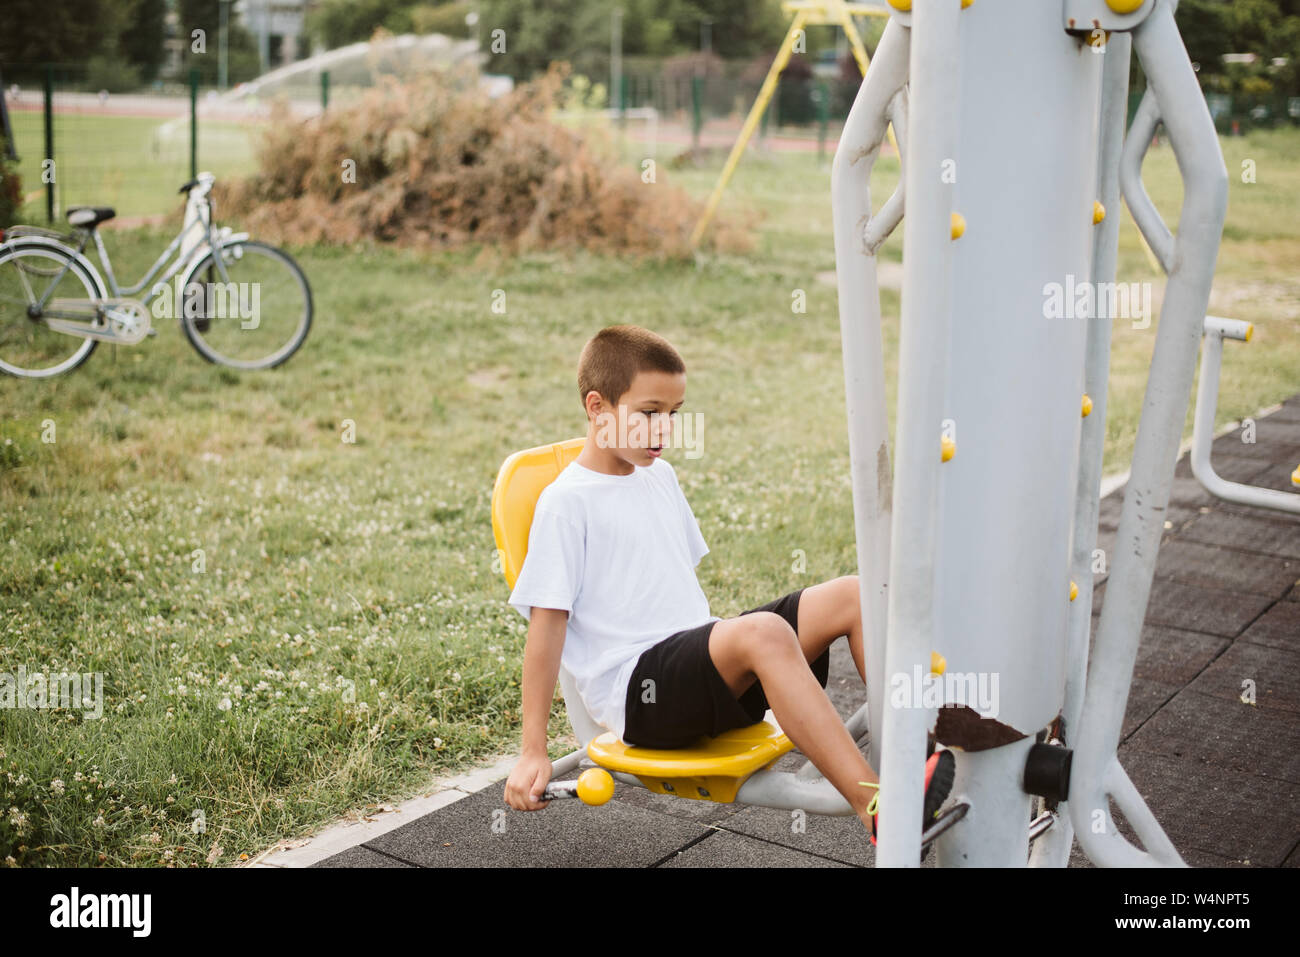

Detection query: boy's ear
xmin=584 ymin=389 xmax=614 ymax=418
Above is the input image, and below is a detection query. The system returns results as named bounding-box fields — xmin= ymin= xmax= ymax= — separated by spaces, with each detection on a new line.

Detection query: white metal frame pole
xmin=1030 ymin=28 xmax=1133 ymax=870
xmin=875 ymin=0 xmax=962 ymax=868
xmin=831 ymin=17 xmax=911 ymax=779
xmin=1070 ymin=0 xmax=1227 ymax=867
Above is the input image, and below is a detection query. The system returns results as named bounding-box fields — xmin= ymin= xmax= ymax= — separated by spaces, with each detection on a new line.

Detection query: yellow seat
xmin=491 ymin=437 xmax=794 ymax=803
xmin=492 ymin=437 xmax=586 ymax=591
xmin=587 ymin=722 xmax=794 ymax=803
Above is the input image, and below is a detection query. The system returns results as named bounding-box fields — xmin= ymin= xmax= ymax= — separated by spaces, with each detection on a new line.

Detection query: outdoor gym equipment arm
xmin=1192 ymin=315 xmax=1300 ymax=514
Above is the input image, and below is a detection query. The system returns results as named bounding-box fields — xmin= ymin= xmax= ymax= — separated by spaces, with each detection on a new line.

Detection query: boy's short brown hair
xmin=577 ymin=325 xmax=686 ymax=411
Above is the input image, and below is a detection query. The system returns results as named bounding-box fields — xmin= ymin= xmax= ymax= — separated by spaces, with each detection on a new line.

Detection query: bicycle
xmin=0 ymin=172 xmax=312 ymax=378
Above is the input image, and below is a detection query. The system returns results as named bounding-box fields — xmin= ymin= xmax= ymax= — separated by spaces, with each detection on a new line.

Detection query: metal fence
xmin=3 ymin=52 xmax=1297 ymax=227
xmin=1 ymin=63 xmax=297 ymax=225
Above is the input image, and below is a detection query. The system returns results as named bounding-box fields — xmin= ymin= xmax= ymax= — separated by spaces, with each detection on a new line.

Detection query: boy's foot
xmin=870 ymin=748 xmax=956 ymax=847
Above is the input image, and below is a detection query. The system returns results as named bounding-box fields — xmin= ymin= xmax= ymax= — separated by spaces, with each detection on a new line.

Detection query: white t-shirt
xmin=508 ymin=456 xmax=718 ymax=744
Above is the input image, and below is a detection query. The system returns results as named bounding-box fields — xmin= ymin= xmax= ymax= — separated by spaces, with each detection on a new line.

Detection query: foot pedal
xmin=921 ymin=799 xmax=970 ymax=850
xmin=1027 ymin=810 xmax=1054 ymax=843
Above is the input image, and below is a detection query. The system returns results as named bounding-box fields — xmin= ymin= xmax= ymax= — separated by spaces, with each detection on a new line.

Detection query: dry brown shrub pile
xmin=216 ymin=63 xmax=749 ymax=257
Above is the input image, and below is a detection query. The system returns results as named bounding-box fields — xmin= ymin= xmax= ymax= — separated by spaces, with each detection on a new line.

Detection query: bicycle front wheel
xmin=0 ymin=241 xmax=101 ymax=378
xmin=180 ymin=240 xmax=312 ymax=370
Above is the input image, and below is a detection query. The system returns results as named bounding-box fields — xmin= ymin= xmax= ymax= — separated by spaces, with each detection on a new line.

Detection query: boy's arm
xmin=504 ymin=500 xmax=582 ymax=811
xmin=520 ymin=606 xmax=567 ymax=757
xmin=504 ymin=605 xmax=567 ymax=812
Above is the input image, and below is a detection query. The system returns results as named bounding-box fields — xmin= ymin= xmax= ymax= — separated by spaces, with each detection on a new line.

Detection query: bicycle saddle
xmin=66 ymin=207 xmax=116 ymax=228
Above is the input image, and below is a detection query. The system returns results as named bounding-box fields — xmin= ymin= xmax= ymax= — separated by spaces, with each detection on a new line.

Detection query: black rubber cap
xmin=1023 ymin=743 xmax=1073 ymax=801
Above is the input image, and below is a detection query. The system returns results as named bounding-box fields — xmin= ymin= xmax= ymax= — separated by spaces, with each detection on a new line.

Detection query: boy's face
xmin=588 ymin=369 xmax=686 ymax=466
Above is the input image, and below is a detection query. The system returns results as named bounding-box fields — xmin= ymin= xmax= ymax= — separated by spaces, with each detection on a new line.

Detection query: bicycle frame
xmin=11 ymin=174 xmax=243 ymax=318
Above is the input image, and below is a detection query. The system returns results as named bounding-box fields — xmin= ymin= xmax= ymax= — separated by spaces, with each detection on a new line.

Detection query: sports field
xmin=1 ymin=106 xmax=1297 ymax=866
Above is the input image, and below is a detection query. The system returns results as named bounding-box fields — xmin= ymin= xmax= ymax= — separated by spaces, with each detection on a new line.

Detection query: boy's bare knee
xmin=743 ymin=612 xmax=801 ymax=659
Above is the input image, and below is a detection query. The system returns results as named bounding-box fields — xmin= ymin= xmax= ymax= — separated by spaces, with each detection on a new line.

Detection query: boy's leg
xmin=708 ymin=612 xmax=878 ymax=828
xmin=794 ymin=574 xmax=866 ymax=686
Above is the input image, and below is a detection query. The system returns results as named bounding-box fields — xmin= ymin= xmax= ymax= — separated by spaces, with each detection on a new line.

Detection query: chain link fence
xmin=2 ymin=63 xmax=265 ymax=225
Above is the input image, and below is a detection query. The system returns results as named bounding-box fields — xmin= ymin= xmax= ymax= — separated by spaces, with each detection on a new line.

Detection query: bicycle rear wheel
xmin=0 ymin=242 xmax=101 ymax=378
xmin=180 ymin=240 xmax=312 ymax=370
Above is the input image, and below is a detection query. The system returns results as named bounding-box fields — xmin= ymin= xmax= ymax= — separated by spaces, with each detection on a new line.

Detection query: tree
xmin=479 ymin=0 xmax=788 ymax=83
xmin=0 ymin=0 xmax=163 ymax=88
xmin=662 ymin=0 xmax=788 ymax=60
xmin=119 ymin=0 xmax=169 ymax=83
xmin=179 ymin=0 xmax=260 ymax=84
xmin=1176 ymin=0 xmax=1231 ymax=79
xmin=0 ymin=0 xmax=110 ymax=68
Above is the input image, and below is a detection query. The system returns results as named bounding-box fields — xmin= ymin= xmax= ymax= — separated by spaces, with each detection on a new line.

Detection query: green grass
xmin=1 ymin=115 xmax=1298 ymax=867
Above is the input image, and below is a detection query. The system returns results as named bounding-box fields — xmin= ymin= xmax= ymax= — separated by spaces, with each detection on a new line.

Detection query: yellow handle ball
xmin=576 ymin=768 xmax=615 ymax=806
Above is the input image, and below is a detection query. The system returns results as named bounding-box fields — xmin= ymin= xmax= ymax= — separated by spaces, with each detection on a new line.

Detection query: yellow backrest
xmin=491 ymin=437 xmax=585 ymax=591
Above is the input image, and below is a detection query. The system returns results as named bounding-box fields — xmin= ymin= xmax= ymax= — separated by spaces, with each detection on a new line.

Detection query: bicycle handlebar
xmin=179 ymin=172 xmax=216 ymax=195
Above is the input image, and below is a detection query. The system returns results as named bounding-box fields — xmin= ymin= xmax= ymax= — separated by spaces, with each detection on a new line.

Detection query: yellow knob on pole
xmin=941 ymin=435 xmax=956 ymax=462
xmin=888 ymin=0 xmax=975 ymax=14
xmin=951 ymin=212 xmax=966 ymax=240
xmin=1082 ymin=393 xmax=1093 ymax=417
xmin=930 ymin=651 xmax=947 ymax=676
xmin=576 ymin=768 xmax=615 ymax=806
xmin=1069 ymin=581 xmax=1079 ymax=602
xmin=1093 ymin=201 xmax=1106 ymax=224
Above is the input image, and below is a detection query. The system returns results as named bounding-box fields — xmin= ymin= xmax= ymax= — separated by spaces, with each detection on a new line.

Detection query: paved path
xmin=256 ymin=395 xmax=1299 ymax=868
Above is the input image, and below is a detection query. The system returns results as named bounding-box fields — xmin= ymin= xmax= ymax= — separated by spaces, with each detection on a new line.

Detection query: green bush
xmin=86 ymin=55 xmax=143 ymax=94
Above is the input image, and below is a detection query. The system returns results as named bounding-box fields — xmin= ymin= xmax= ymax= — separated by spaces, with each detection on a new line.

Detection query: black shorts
xmin=621 ymin=587 xmax=829 ymax=749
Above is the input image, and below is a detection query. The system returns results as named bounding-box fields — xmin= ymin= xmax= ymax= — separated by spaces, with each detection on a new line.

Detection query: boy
xmin=502 ymin=324 xmax=952 ymax=844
